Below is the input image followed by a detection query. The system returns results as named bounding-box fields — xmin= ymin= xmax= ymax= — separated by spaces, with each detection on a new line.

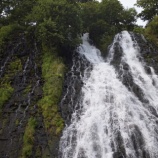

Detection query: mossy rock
xmin=38 ymin=46 xmax=65 ymax=135
xmin=21 ymin=117 xmax=37 ymax=158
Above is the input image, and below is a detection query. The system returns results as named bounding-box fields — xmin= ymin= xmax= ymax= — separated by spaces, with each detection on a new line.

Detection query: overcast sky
xmin=98 ymin=0 xmax=147 ymax=26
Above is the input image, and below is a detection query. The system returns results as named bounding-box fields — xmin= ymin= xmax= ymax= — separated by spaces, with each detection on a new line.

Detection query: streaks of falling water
xmin=22 ymin=57 xmax=30 ymax=84
xmin=15 ymin=44 xmax=41 ymax=124
xmin=0 ymin=56 xmax=10 ymax=77
xmin=22 ymin=80 xmax=40 ymax=119
xmin=59 ymin=32 xmax=158 ymax=158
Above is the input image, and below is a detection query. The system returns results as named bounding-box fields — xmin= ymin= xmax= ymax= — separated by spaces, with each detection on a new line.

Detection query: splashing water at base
xmin=59 ymin=32 xmax=158 ymax=158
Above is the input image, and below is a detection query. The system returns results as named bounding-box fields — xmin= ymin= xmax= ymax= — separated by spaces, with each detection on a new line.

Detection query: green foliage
xmin=122 ymin=8 xmax=137 ymax=30
xmin=38 ymin=46 xmax=65 ymax=135
xmin=136 ymin=0 xmax=158 ymax=21
xmin=100 ymin=34 xmax=115 ymax=55
xmin=1 ymin=0 xmax=82 ymax=50
xmin=1 ymin=0 xmax=37 ymax=24
xmin=0 ymin=24 xmax=24 ymax=54
xmin=22 ymin=117 xmax=37 ymax=158
xmin=76 ymin=0 xmax=94 ymax=2
xmin=135 ymin=1 xmax=158 ymax=47
xmin=133 ymin=26 xmax=145 ymax=34
xmin=0 ymin=25 xmax=13 ymax=45
xmin=144 ymin=16 xmax=158 ymax=46
xmin=89 ymin=20 xmax=111 ymax=47
xmin=0 ymin=25 xmax=16 ymax=50
xmin=36 ymin=18 xmax=64 ymax=46
xmin=0 ymin=0 xmax=139 ymax=55
xmin=81 ymin=1 xmax=100 ymax=32
xmin=27 ymin=0 xmax=82 ymax=48
xmin=100 ymin=0 xmax=124 ymax=25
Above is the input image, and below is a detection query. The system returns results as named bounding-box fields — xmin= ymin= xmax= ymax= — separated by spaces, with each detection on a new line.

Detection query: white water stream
xmin=59 ymin=31 xmax=158 ymax=158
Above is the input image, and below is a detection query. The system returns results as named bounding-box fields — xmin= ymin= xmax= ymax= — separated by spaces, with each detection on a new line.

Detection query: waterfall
xmin=59 ymin=31 xmax=158 ymax=158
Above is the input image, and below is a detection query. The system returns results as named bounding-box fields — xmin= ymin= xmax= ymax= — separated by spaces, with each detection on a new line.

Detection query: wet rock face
xmin=131 ymin=33 xmax=158 ymax=74
xmin=60 ymin=52 xmax=92 ymax=125
xmin=0 ymin=34 xmax=49 ymax=158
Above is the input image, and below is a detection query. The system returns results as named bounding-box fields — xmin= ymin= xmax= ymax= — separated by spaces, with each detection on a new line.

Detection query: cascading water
xmin=59 ymin=31 xmax=158 ymax=158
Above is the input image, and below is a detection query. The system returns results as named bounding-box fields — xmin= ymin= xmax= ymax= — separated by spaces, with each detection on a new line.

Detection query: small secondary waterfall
xmin=59 ymin=31 xmax=158 ymax=158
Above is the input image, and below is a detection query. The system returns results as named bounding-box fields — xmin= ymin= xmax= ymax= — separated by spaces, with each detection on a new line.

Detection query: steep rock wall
xmin=0 ymin=33 xmax=66 ymax=158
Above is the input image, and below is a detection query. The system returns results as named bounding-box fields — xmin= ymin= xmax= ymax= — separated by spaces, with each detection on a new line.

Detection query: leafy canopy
xmin=136 ymin=0 xmax=158 ymax=21
xmin=0 ymin=0 xmax=138 ymax=54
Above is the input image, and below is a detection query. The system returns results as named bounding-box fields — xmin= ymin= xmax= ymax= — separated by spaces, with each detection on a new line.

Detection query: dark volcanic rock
xmin=60 ymin=52 xmax=92 ymax=125
xmin=0 ymin=34 xmax=57 ymax=158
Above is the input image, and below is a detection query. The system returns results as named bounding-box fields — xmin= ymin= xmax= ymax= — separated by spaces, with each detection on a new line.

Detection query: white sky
xmin=98 ymin=0 xmax=147 ymax=26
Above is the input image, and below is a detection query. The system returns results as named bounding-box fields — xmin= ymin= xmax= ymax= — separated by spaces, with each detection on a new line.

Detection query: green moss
xmin=22 ymin=117 xmax=37 ymax=158
xmin=35 ymin=146 xmax=41 ymax=157
xmin=2 ymin=118 xmax=8 ymax=129
xmin=141 ymin=16 xmax=158 ymax=47
xmin=100 ymin=35 xmax=113 ymax=55
xmin=23 ymin=85 xmax=32 ymax=95
xmin=0 ymin=25 xmax=14 ymax=47
xmin=38 ymin=46 xmax=65 ymax=135
xmin=0 ymin=118 xmax=8 ymax=134
xmin=1 ymin=57 xmax=22 ymax=83
xmin=0 ymin=83 xmax=14 ymax=114
xmin=0 ymin=24 xmax=23 ymax=53
xmin=133 ymin=26 xmax=145 ymax=34
xmin=15 ymin=119 xmax=20 ymax=126
xmin=8 ymin=58 xmax=22 ymax=72
xmin=0 ymin=57 xmax=22 ymax=114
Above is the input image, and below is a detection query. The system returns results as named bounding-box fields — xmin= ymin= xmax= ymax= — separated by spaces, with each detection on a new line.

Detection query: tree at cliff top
xmin=81 ymin=0 xmax=137 ymax=52
xmin=0 ymin=0 xmax=82 ymax=53
xmin=136 ymin=0 xmax=158 ymax=21
xmin=27 ymin=0 xmax=82 ymax=50
xmin=135 ymin=0 xmax=158 ymax=46
xmin=144 ymin=16 xmax=158 ymax=46
xmin=0 ymin=0 xmax=138 ymax=55
xmin=0 ymin=0 xmax=37 ymax=25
